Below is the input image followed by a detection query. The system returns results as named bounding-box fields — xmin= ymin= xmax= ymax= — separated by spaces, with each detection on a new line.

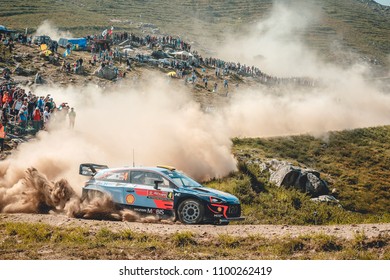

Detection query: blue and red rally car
xmin=79 ymin=164 xmax=244 ymax=225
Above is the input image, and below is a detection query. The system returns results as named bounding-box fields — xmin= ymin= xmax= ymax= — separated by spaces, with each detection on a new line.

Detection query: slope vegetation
xmin=214 ymin=126 xmax=390 ymax=225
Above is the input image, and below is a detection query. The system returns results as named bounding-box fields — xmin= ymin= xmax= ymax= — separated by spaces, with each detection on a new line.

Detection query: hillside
xmin=1 ymin=0 xmax=390 ymax=262
xmin=224 ymin=126 xmax=390 ymax=223
xmin=1 ymin=0 xmax=389 ymax=70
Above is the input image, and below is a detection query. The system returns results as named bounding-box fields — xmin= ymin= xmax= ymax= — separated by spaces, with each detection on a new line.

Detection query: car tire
xmin=177 ymin=199 xmax=204 ymax=224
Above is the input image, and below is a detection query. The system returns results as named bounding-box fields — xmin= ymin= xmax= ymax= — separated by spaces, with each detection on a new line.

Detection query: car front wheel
xmin=177 ymin=199 xmax=204 ymax=224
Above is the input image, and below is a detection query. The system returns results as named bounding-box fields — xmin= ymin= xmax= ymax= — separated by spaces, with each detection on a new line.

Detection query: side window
xmin=130 ymin=171 xmax=171 ymax=187
xmin=130 ymin=171 xmax=146 ymax=185
xmin=95 ymin=170 xmax=129 ymax=182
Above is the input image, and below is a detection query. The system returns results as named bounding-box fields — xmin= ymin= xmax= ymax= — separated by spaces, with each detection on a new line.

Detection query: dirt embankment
xmin=2 ymin=213 xmax=389 ymax=239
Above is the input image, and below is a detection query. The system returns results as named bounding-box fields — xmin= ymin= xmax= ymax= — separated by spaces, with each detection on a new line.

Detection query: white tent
xmin=172 ymin=51 xmax=193 ymax=60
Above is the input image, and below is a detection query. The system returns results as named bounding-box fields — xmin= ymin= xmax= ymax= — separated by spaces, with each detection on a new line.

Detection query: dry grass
xmin=1 ymin=221 xmax=389 ymax=259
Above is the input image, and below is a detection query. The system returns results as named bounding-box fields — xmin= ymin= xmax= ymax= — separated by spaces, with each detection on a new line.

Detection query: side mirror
xmin=154 ymin=180 xmax=163 ymax=189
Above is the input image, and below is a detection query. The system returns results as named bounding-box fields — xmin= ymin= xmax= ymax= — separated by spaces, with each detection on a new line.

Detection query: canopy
xmin=59 ymin=37 xmax=87 ymax=49
xmin=172 ymin=51 xmax=193 ymax=58
xmin=167 ymin=71 xmax=177 ymax=77
xmin=40 ymin=44 xmax=48 ymax=51
xmin=41 ymin=50 xmax=52 ymax=57
xmin=0 ymin=25 xmax=16 ymax=33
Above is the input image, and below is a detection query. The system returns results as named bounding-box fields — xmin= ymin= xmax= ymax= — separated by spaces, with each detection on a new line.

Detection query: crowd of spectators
xmin=0 ymin=74 xmax=75 ymax=151
xmin=112 ymin=32 xmax=192 ymax=52
xmin=108 ymin=31 xmax=315 ymax=87
xmin=78 ymin=29 xmax=316 ymax=87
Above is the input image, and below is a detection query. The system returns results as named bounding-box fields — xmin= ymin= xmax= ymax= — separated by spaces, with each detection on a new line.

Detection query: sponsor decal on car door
xmin=125 ymin=171 xmax=174 ymax=212
xmin=147 ymin=188 xmax=174 ymax=210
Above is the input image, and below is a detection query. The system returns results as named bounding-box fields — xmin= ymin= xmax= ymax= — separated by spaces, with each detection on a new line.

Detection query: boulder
xmin=14 ymin=66 xmax=37 ymax=76
xmin=268 ymin=160 xmax=329 ymax=197
xmin=270 ymin=164 xmax=301 ymax=188
xmin=94 ymin=66 xmax=117 ymax=80
xmin=297 ymin=172 xmax=329 ymax=196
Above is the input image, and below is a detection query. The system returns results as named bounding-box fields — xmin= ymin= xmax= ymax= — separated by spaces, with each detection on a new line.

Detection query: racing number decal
xmin=126 ymin=194 xmax=135 ymax=204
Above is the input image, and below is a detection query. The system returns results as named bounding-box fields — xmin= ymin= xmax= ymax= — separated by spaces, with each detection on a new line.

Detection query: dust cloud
xmin=0 ymin=76 xmax=236 ymax=217
xmin=1 ymin=1 xmax=389 ymax=219
xmin=35 ymin=20 xmax=73 ymax=41
xmin=0 ymin=167 xmax=162 ymax=222
xmin=214 ymin=1 xmax=390 ymax=137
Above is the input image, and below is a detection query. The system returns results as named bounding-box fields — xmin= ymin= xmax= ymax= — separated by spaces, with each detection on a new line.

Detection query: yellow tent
xmin=40 ymin=44 xmax=48 ymax=51
xmin=44 ymin=50 xmax=52 ymax=56
xmin=167 ymin=71 xmax=177 ymax=77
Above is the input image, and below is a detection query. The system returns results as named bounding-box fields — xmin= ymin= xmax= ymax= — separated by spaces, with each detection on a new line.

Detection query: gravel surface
xmin=2 ymin=213 xmax=389 ymax=239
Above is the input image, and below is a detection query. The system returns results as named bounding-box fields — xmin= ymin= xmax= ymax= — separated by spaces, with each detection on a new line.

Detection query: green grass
xmin=0 ymin=221 xmax=388 ymax=259
xmin=210 ymin=125 xmax=390 ymax=225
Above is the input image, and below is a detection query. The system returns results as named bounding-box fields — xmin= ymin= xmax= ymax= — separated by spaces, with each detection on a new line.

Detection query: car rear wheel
xmin=177 ymin=199 xmax=204 ymax=224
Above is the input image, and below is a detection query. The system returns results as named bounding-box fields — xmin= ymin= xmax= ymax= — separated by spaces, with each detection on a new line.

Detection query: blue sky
xmin=374 ymin=0 xmax=390 ymax=6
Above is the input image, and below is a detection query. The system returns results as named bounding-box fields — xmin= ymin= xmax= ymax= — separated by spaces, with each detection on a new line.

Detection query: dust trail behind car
xmin=0 ymin=167 xmax=162 ymax=223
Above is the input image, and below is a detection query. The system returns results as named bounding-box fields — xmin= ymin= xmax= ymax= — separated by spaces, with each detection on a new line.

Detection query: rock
xmin=34 ymin=73 xmax=43 ymax=84
xmin=14 ymin=66 xmax=37 ymax=76
xmin=12 ymin=55 xmax=23 ymax=62
xmin=294 ymin=171 xmax=329 ymax=196
xmin=268 ymin=160 xmax=329 ymax=197
xmin=75 ymin=66 xmax=84 ymax=74
xmin=140 ymin=23 xmax=157 ymax=29
xmin=94 ymin=66 xmax=117 ymax=80
xmin=259 ymin=162 xmax=268 ymax=172
xmin=270 ymin=164 xmax=301 ymax=188
xmin=310 ymin=195 xmax=339 ymax=203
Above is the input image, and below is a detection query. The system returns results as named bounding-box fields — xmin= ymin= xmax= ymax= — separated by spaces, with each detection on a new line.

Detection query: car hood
xmin=181 ymin=186 xmax=240 ymax=204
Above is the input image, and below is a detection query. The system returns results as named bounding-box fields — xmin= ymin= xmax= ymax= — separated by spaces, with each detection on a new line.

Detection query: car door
xmin=123 ymin=170 xmax=175 ymax=214
xmin=93 ymin=169 xmax=130 ymax=203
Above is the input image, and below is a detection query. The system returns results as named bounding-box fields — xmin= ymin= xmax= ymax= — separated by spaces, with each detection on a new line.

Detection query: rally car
xmin=79 ymin=164 xmax=244 ymax=225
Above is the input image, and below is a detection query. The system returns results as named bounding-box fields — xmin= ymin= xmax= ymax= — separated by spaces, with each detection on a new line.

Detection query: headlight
xmin=210 ymin=197 xmax=225 ymax=203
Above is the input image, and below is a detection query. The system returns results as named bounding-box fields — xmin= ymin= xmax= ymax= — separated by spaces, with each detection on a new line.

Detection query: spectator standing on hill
xmin=68 ymin=107 xmax=76 ymax=129
xmin=28 ymin=98 xmax=36 ymax=122
xmin=224 ymin=79 xmax=229 ymax=97
xmin=45 ymin=97 xmax=55 ymax=111
xmin=2 ymin=102 xmax=10 ymax=123
xmin=0 ymin=122 xmax=6 ymax=152
xmin=224 ymin=79 xmax=228 ymax=89
xmin=43 ymin=106 xmax=51 ymax=129
xmin=203 ymin=76 xmax=208 ymax=89
xmin=213 ymin=82 xmax=218 ymax=93
xmin=37 ymin=96 xmax=44 ymax=112
xmin=32 ymin=107 xmax=41 ymax=132
xmin=12 ymin=97 xmax=23 ymax=117
xmin=18 ymin=106 xmax=28 ymax=132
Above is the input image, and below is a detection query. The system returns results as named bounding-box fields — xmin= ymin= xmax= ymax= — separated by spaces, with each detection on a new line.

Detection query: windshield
xmin=162 ymin=170 xmax=202 ymax=188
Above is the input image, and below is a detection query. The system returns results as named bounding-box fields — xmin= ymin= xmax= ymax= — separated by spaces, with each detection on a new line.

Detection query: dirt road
xmin=2 ymin=213 xmax=389 ymax=239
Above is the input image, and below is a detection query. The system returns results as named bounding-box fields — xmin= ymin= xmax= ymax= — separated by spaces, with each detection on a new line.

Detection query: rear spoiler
xmin=79 ymin=163 xmax=109 ymax=176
